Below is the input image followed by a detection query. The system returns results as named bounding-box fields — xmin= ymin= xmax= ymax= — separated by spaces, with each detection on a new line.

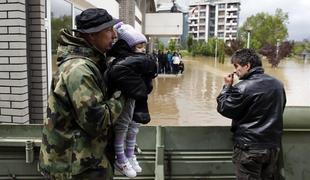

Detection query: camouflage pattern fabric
xmin=39 ymin=29 xmax=125 ymax=179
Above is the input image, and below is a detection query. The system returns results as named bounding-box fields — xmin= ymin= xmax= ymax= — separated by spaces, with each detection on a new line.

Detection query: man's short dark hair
xmin=231 ymin=48 xmax=262 ymax=69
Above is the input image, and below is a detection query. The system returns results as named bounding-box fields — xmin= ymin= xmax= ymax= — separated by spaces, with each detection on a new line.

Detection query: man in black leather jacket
xmin=217 ymin=48 xmax=286 ymax=179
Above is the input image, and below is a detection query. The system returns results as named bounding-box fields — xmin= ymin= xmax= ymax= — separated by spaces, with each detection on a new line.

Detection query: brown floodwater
xmin=148 ymin=57 xmax=310 ymax=126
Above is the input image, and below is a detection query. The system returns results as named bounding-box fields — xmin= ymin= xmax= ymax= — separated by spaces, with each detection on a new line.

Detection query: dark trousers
xmin=232 ymin=146 xmax=280 ymax=180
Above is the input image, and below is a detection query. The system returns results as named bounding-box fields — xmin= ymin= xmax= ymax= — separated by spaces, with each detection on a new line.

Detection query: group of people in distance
xmin=156 ymin=50 xmax=184 ymax=75
xmin=38 ymin=7 xmax=286 ymax=180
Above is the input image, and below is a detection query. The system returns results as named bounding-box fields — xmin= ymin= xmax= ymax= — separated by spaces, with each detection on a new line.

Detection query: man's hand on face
xmin=224 ymin=73 xmax=235 ymax=86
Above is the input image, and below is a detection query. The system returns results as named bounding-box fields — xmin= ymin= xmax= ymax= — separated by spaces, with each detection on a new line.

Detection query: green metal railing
xmin=0 ymin=106 xmax=309 ymax=179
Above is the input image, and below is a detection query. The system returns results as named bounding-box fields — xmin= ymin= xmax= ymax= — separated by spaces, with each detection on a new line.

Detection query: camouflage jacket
xmin=39 ymin=29 xmax=125 ymax=179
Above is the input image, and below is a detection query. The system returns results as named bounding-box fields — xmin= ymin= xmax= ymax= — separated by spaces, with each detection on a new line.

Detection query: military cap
xmin=74 ymin=8 xmax=120 ymax=33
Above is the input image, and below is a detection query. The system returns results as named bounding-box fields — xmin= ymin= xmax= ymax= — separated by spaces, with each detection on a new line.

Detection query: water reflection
xmin=148 ymin=57 xmax=310 ymax=126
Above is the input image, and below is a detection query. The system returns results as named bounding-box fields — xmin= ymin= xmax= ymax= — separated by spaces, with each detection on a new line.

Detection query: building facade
xmin=119 ymin=0 xmax=156 ymax=33
xmin=188 ymin=0 xmax=240 ymax=43
xmin=150 ymin=1 xmax=188 ymax=48
xmin=0 ymin=0 xmax=155 ymax=124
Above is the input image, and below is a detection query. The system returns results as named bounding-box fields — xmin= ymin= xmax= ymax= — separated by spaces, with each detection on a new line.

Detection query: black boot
xmin=133 ymin=99 xmax=151 ymax=124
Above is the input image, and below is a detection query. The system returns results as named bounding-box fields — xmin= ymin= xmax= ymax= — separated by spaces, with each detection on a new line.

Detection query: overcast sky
xmin=184 ymin=0 xmax=310 ymax=41
xmin=239 ymin=0 xmax=310 ymax=41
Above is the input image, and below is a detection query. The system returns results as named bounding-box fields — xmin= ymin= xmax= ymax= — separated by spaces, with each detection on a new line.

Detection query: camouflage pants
xmin=232 ymin=146 xmax=280 ymax=180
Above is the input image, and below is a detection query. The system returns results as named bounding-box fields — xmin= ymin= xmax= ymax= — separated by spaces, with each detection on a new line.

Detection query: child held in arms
xmin=105 ymin=22 xmax=157 ymax=178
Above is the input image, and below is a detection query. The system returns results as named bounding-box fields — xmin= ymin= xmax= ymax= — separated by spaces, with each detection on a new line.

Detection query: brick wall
xmin=118 ymin=0 xmax=136 ymax=26
xmin=0 ymin=0 xmax=47 ymax=124
xmin=27 ymin=0 xmax=47 ymax=124
xmin=0 ymin=0 xmax=29 ymax=123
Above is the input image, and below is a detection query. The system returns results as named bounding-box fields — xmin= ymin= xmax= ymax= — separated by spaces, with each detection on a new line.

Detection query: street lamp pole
xmin=215 ymin=36 xmax=218 ymax=63
xmin=246 ymin=31 xmax=250 ymax=48
xmin=276 ymin=39 xmax=280 ymax=61
xmin=245 ymin=26 xmax=253 ymax=48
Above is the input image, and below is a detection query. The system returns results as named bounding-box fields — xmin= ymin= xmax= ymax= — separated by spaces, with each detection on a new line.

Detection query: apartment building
xmin=188 ymin=0 xmax=240 ymax=43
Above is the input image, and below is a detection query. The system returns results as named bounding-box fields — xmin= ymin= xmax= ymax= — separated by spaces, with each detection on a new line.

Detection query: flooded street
xmin=148 ymin=57 xmax=310 ymax=126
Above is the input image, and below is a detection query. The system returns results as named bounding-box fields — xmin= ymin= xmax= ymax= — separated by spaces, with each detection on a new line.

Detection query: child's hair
xmin=115 ymin=23 xmax=147 ymax=48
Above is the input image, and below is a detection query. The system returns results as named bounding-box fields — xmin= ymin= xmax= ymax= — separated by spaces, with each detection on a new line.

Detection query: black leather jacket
xmin=217 ymin=67 xmax=286 ymax=148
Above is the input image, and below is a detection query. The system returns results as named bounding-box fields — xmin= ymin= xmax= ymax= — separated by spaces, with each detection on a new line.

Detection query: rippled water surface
xmin=148 ymin=57 xmax=310 ymax=126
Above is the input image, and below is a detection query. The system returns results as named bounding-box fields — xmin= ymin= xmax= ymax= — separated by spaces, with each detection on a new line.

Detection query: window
xmin=51 ymin=0 xmax=72 ymax=72
xmin=218 ymin=4 xmax=225 ymax=9
xmin=218 ymin=11 xmax=225 ymax=16
xmin=73 ymin=7 xmax=83 ymax=29
xmin=218 ymin=25 xmax=224 ymax=30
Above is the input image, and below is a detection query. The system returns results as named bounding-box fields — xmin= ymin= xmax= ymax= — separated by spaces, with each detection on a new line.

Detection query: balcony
xmin=189 ymin=16 xmax=199 ymax=20
xmin=218 ymin=5 xmax=225 ymax=10
xmin=226 ymin=21 xmax=238 ymax=26
xmin=226 ymin=14 xmax=238 ymax=19
xmin=226 ymin=7 xmax=239 ymax=11
xmin=218 ymin=34 xmax=224 ymax=38
xmin=189 ymin=29 xmax=198 ymax=33
xmin=225 ymin=28 xmax=237 ymax=33
xmin=189 ymin=23 xmax=198 ymax=26
xmin=218 ymin=11 xmax=225 ymax=17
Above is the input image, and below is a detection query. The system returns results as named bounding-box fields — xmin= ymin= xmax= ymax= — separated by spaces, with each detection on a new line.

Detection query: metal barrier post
xmin=25 ymin=140 xmax=34 ymax=163
xmin=155 ymin=126 xmax=165 ymax=180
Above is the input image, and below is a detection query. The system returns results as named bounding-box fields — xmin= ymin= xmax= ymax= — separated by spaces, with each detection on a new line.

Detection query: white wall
xmin=135 ymin=5 xmax=142 ymax=22
xmin=135 ymin=5 xmax=142 ymax=32
xmin=145 ymin=13 xmax=183 ymax=35
xmin=135 ymin=21 xmax=142 ymax=33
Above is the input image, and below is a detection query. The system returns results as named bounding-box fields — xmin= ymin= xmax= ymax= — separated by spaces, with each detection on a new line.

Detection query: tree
xmin=206 ymin=38 xmax=216 ymax=56
xmin=168 ymin=39 xmax=177 ymax=52
xmin=218 ymin=43 xmax=226 ymax=64
xmin=224 ymin=39 xmax=244 ymax=56
xmin=158 ymin=41 xmax=165 ymax=51
xmin=154 ymin=38 xmax=165 ymax=51
xmin=259 ymin=41 xmax=293 ymax=68
xmin=51 ymin=15 xmax=72 ymax=53
xmin=187 ymin=34 xmax=193 ymax=52
xmin=239 ymin=9 xmax=289 ymax=50
xmin=292 ymin=39 xmax=310 ymax=55
xmin=189 ymin=38 xmax=226 ymax=57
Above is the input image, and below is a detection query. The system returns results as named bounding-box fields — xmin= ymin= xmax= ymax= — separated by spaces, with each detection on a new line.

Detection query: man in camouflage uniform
xmin=39 ymin=8 xmax=125 ymax=179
